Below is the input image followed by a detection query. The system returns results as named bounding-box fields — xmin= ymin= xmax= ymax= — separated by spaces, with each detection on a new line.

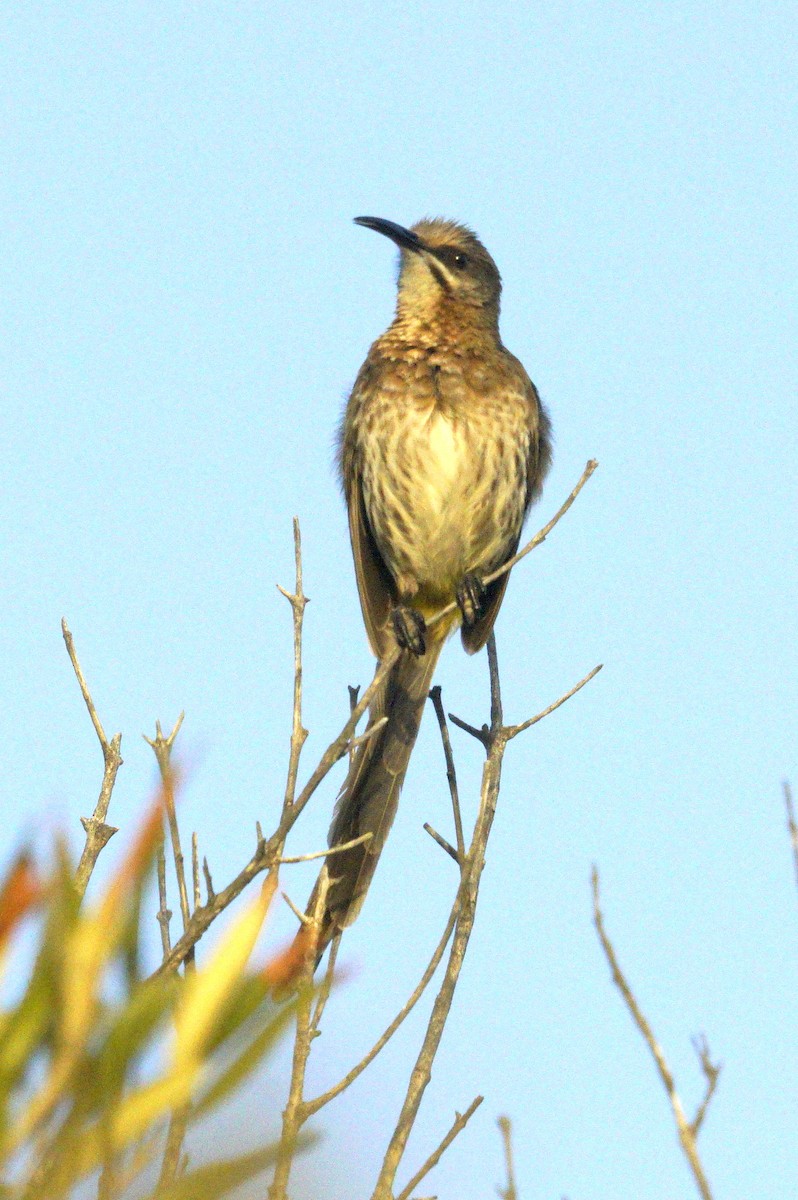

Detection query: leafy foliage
xmin=0 ymin=797 xmax=304 ymax=1200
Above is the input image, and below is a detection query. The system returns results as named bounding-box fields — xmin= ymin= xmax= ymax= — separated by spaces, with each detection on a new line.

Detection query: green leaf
xmin=78 ymin=974 xmax=180 ymax=1115
xmin=147 ymin=1137 xmax=313 ymax=1200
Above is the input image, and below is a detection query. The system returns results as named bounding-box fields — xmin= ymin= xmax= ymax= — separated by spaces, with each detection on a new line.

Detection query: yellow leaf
xmin=173 ymin=872 xmax=277 ymax=1069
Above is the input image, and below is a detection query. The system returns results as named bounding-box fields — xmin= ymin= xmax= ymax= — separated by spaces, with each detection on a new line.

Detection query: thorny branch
xmin=62 ymin=619 xmax=123 ymax=899
xmin=592 ymin=867 xmax=719 ymax=1200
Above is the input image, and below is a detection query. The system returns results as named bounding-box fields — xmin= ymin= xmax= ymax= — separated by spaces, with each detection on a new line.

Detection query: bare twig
xmin=449 ymin=664 xmax=601 ymax=751
xmin=279 ymin=517 xmax=309 ymax=813
xmin=156 ymin=839 xmax=172 ymax=959
xmin=304 ymin=904 xmax=459 ymax=1116
xmin=370 ymin=637 xmax=507 ymax=1200
xmin=149 ymin=652 xmax=397 ymax=979
xmin=426 ymin=459 xmax=598 ymax=635
xmin=157 ymin=1109 xmax=190 ymax=1192
xmin=144 ymin=716 xmax=189 ymax=951
xmin=202 ymin=856 xmax=215 ymax=904
xmin=691 ymin=1035 xmax=721 ymax=1136
xmin=423 ymin=823 xmax=460 ymax=864
xmin=269 ymin=871 xmax=330 ymax=1200
xmin=394 ymin=1095 xmax=483 ymax=1200
xmin=429 ymin=686 xmax=465 ymax=861
xmin=497 ymin=1115 xmax=517 ymax=1200
xmin=309 ymin=935 xmax=340 ymax=1036
xmin=63 ymin=619 xmax=123 ymax=899
xmin=191 ymin=832 xmax=200 ymax=911
xmin=448 ymin=712 xmax=491 ymax=749
xmin=279 ymin=832 xmax=373 ymax=864
xmin=372 ymin=635 xmax=602 ymax=1200
xmin=282 ymin=892 xmax=312 ymax=928
xmin=784 ymin=782 xmax=798 ymax=893
xmin=592 ymin=867 xmax=716 ymax=1200
xmin=486 ymin=634 xmax=503 ymax=729
xmin=505 ymin=664 xmax=603 ymax=740
xmin=285 ymin=647 xmax=398 ymax=826
xmin=144 ymin=714 xmax=192 ymax=1189
xmin=348 ymin=715 xmax=388 ymax=750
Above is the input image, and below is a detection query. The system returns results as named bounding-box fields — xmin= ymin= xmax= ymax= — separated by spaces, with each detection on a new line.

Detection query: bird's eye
xmin=453 ymin=253 xmax=469 ymax=270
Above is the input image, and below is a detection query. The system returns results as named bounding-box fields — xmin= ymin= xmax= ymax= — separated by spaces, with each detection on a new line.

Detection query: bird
xmin=308 ymin=215 xmax=552 ymax=962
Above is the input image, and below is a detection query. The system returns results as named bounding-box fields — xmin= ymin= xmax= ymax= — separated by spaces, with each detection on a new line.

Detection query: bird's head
xmin=354 ymin=216 xmax=502 ymax=330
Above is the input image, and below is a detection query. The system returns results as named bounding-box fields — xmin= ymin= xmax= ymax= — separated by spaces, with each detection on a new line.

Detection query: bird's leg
xmin=391 ymin=606 xmax=427 ymax=656
xmin=456 ymin=572 xmax=486 ymax=628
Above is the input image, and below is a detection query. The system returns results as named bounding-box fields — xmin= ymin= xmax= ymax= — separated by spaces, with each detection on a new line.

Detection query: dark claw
xmin=456 ymin=572 xmax=486 ymax=628
xmin=392 ymin=606 xmax=427 ymax=656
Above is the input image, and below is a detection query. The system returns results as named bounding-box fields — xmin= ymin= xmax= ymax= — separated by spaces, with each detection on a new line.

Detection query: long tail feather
xmin=310 ymin=637 xmax=444 ymax=962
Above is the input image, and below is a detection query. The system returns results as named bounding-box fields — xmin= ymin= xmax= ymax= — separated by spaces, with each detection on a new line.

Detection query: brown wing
xmin=348 ymin=477 xmax=396 ymax=660
xmin=460 ymin=563 xmax=516 ymax=655
xmin=461 ymin=374 xmax=552 ymax=656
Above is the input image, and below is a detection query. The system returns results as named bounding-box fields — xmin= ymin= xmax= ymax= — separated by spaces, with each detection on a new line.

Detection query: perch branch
xmin=426 ymin=459 xmax=598 ymax=635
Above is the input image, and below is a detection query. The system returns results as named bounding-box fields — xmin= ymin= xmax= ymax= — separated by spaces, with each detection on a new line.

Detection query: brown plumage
xmin=310 ymin=216 xmax=552 ymax=960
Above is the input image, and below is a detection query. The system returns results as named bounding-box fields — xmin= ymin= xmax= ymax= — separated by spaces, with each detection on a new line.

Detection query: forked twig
xmin=429 ymin=686 xmax=465 ymax=861
xmin=394 ymin=1096 xmax=483 ymax=1200
xmin=592 ymin=867 xmax=717 ymax=1200
xmin=304 ymin=905 xmax=459 ymax=1116
xmin=150 ymin=648 xmax=397 ymax=978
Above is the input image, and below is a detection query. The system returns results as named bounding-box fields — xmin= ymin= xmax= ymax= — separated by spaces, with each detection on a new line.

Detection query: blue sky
xmin=2 ymin=2 xmax=796 ymax=1196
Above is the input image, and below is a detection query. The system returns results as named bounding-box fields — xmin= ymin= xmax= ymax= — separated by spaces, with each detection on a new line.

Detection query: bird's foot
xmin=456 ymin=572 xmax=486 ymax=628
xmin=392 ymin=606 xmax=427 ymax=656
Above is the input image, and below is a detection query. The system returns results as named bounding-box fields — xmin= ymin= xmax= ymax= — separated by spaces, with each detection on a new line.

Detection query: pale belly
xmin=363 ymin=406 xmax=526 ymax=605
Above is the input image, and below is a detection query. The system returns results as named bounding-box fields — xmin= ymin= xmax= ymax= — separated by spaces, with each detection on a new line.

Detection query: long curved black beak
xmin=354 ymin=216 xmax=425 ymax=254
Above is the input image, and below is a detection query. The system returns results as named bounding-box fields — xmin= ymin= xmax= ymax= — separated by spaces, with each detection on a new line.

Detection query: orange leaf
xmin=0 ymin=851 xmax=42 ymax=950
xmin=262 ymin=925 xmax=316 ymax=992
